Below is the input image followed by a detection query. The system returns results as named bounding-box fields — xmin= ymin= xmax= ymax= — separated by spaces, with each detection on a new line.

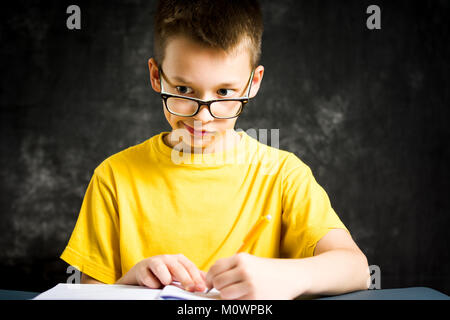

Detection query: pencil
xmin=237 ymin=214 xmax=272 ymax=253
xmin=205 ymin=214 xmax=272 ymax=293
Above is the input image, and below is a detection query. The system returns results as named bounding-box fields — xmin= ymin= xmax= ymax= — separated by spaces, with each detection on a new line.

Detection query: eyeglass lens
xmin=166 ymin=97 xmax=242 ymax=118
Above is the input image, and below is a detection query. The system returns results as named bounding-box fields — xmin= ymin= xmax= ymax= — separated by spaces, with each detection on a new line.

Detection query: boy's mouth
xmin=183 ymin=123 xmax=212 ymax=136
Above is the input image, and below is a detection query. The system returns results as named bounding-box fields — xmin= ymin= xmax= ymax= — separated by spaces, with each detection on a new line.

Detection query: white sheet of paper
xmin=33 ymin=283 xmax=161 ymax=300
xmin=32 ymin=283 xmax=221 ymax=300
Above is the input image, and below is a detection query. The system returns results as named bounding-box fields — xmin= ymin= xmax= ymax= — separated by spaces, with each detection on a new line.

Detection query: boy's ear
xmin=148 ymin=58 xmax=161 ymax=93
xmin=249 ymin=65 xmax=264 ymax=99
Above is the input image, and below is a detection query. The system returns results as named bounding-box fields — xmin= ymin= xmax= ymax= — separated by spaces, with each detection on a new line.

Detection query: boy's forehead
xmin=169 ymin=73 xmax=242 ymax=87
xmin=162 ymin=36 xmax=252 ymax=85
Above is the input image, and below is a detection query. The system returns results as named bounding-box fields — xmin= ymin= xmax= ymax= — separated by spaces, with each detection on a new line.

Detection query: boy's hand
xmin=116 ymin=254 xmax=207 ymax=292
xmin=205 ymin=253 xmax=303 ymax=299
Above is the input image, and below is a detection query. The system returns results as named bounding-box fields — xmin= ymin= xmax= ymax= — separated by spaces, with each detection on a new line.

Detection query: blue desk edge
xmin=317 ymin=287 xmax=449 ymax=300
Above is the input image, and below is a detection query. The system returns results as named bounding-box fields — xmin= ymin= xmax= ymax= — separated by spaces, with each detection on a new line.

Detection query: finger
xmin=200 ymin=270 xmax=215 ymax=292
xmin=138 ymin=265 xmax=163 ymax=289
xmin=165 ymin=259 xmax=195 ymax=290
xmin=177 ymin=255 xmax=207 ymax=291
xmin=211 ymin=267 xmax=243 ymax=291
xmin=206 ymin=256 xmax=238 ymax=288
xmin=219 ymin=281 xmax=249 ymax=300
xmin=148 ymin=260 xmax=173 ymax=286
xmin=200 ymin=270 xmax=207 ymax=283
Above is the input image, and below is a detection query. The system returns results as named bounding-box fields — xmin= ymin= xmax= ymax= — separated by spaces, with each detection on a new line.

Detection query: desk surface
xmin=0 ymin=286 xmax=448 ymax=300
xmin=316 ymin=287 xmax=449 ymax=300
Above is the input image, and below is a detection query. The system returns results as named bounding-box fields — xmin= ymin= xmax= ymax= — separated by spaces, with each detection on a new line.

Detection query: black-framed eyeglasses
xmin=158 ymin=66 xmax=255 ymax=119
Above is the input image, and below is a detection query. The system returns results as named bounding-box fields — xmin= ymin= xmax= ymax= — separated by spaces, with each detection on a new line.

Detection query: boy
xmin=61 ymin=0 xmax=369 ymax=299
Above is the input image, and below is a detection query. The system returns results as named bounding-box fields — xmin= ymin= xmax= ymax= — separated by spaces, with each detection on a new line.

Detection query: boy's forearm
xmin=81 ymin=272 xmax=104 ymax=284
xmin=282 ymin=249 xmax=369 ymax=298
xmin=115 ymin=271 xmax=136 ymax=285
xmin=300 ymin=249 xmax=369 ymax=297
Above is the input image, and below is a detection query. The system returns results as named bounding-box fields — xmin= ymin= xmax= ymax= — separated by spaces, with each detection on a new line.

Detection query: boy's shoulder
xmin=92 ymin=135 xmax=155 ymax=180
xmin=244 ymin=131 xmax=310 ymax=175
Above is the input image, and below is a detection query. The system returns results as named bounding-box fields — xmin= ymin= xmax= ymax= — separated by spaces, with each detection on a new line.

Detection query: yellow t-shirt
xmin=60 ymin=130 xmax=348 ymax=284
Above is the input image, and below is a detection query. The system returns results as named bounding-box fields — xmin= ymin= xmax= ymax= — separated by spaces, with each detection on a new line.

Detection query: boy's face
xmin=148 ymin=36 xmax=264 ymax=153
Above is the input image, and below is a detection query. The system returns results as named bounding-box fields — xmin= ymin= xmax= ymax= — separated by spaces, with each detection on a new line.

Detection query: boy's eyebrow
xmin=170 ymin=74 xmax=241 ymax=88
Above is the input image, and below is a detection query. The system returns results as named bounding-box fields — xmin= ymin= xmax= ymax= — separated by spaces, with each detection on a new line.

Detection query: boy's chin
xmin=172 ymin=129 xmax=233 ymax=153
xmin=186 ymin=138 xmax=214 ymax=149
xmin=185 ymin=136 xmax=226 ymax=153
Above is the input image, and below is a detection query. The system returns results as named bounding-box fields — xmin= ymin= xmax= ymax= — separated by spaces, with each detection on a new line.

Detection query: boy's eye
xmin=217 ymin=89 xmax=235 ymax=97
xmin=175 ymin=86 xmax=235 ymax=97
xmin=175 ymin=86 xmax=193 ymax=95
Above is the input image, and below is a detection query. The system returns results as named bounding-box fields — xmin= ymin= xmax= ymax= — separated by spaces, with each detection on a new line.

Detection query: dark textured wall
xmin=1 ymin=0 xmax=449 ymax=294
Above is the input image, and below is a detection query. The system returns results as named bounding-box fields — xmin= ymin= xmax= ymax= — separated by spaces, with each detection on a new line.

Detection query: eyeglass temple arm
xmin=158 ymin=67 xmax=167 ymax=93
xmin=245 ymin=69 xmax=255 ymax=99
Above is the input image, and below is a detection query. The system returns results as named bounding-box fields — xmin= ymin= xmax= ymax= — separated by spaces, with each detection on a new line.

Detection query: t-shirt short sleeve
xmin=60 ymin=165 xmax=122 ymax=283
xmin=280 ymin=153 xmax=348 ymax=259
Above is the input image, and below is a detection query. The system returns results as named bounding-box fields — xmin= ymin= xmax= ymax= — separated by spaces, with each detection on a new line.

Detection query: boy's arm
xmin=300 ymin=228 xmax=369 ymax=296
xmin=206 ymin=228 xmax=369 ymax=299
xmin=81 ymin=272 xmax=104 ymax=284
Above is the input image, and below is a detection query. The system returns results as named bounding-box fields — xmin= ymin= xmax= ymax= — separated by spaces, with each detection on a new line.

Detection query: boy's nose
xmin=193 ymin=104 xmax=215 ymax=122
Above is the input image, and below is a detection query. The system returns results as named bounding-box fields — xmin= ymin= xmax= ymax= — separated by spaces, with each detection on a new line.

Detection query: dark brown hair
xmin=154 ymin=0 xmax=263 ymax=69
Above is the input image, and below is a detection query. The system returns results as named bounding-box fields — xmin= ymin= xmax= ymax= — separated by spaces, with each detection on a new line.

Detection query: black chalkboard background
xmin=1 ymin=0 xmax=449 ymax=295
